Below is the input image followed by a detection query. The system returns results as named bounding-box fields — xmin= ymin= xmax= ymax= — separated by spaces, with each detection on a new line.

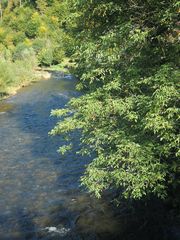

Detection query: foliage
xmin=38 ymin=47 xmax=53 ymax=66
xmin=0 ymin=0 xmax=67 ymax=66
xmin=13 ymin=43 xmax=35 ymax=61
xmin=0 ymin=54 xmax=37 ymax=96
xmin=51 ymin=0 xmax=180 ymax=201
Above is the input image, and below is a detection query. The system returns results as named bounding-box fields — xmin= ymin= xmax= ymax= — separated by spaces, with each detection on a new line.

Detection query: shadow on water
xmin=0 ymin=72 xmax=179 ymax=240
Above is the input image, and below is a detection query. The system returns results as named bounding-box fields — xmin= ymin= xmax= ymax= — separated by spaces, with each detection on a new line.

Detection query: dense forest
xmin=0 ymin=0 xmax=179 ymax=235
xmin=0 ymin=0 xmax=68 ymax=97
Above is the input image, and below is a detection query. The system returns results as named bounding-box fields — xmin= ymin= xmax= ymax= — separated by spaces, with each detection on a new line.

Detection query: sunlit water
xmin=0 ymin=73 xmax=121 ymax=240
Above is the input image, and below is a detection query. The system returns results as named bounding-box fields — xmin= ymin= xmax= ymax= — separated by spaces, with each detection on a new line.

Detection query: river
xmin=0 ymin=72 xmax=122 ymax=240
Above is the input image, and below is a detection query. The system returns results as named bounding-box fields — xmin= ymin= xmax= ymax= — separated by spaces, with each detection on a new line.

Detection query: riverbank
xmin=0 ymin=57 xmax=73 ymax=101
xmin=0 ymin=69 xmax=52 ymax=101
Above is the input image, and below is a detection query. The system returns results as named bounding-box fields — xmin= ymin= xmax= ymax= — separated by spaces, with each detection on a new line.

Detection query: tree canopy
xmin=50 ymin=0 xmax=180 ymax=201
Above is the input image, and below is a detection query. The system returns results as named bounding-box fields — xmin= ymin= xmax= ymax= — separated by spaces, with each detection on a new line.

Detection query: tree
xmin=36 ymin=0 xmax=47 ymax=14
xmin=51 ymin=0 xmax=179 ymax=201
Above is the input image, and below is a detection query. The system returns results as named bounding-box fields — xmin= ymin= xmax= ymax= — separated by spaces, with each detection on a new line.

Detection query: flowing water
xmin=0 ymin=73 xmax=122 ymax=240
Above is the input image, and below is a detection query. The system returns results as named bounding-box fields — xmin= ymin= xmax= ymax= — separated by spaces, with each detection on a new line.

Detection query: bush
xmin=32 ymin=37 xmax=46 ymax=53
xmin=0 ymin=54 xmax=38 ymax=96
xmin=53 ymin=46 xmax=65 ymax=64
xmin=38 ymin=47 xmax=53 ymax=66
xmin=0 ymin=60 xmax=14 ymax=90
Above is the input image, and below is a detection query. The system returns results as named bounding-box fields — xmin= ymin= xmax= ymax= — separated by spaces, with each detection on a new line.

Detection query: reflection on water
xmin=0 ymin=72 xmax=121 ymax=240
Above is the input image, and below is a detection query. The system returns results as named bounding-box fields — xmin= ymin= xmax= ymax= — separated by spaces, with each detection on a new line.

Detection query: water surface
xmin=0 ymin=72 xmax=121 ymax=240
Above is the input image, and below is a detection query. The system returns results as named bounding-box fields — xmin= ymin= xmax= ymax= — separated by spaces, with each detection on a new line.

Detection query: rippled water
xmin=0 ymin=73 xmax=122 ymax=240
